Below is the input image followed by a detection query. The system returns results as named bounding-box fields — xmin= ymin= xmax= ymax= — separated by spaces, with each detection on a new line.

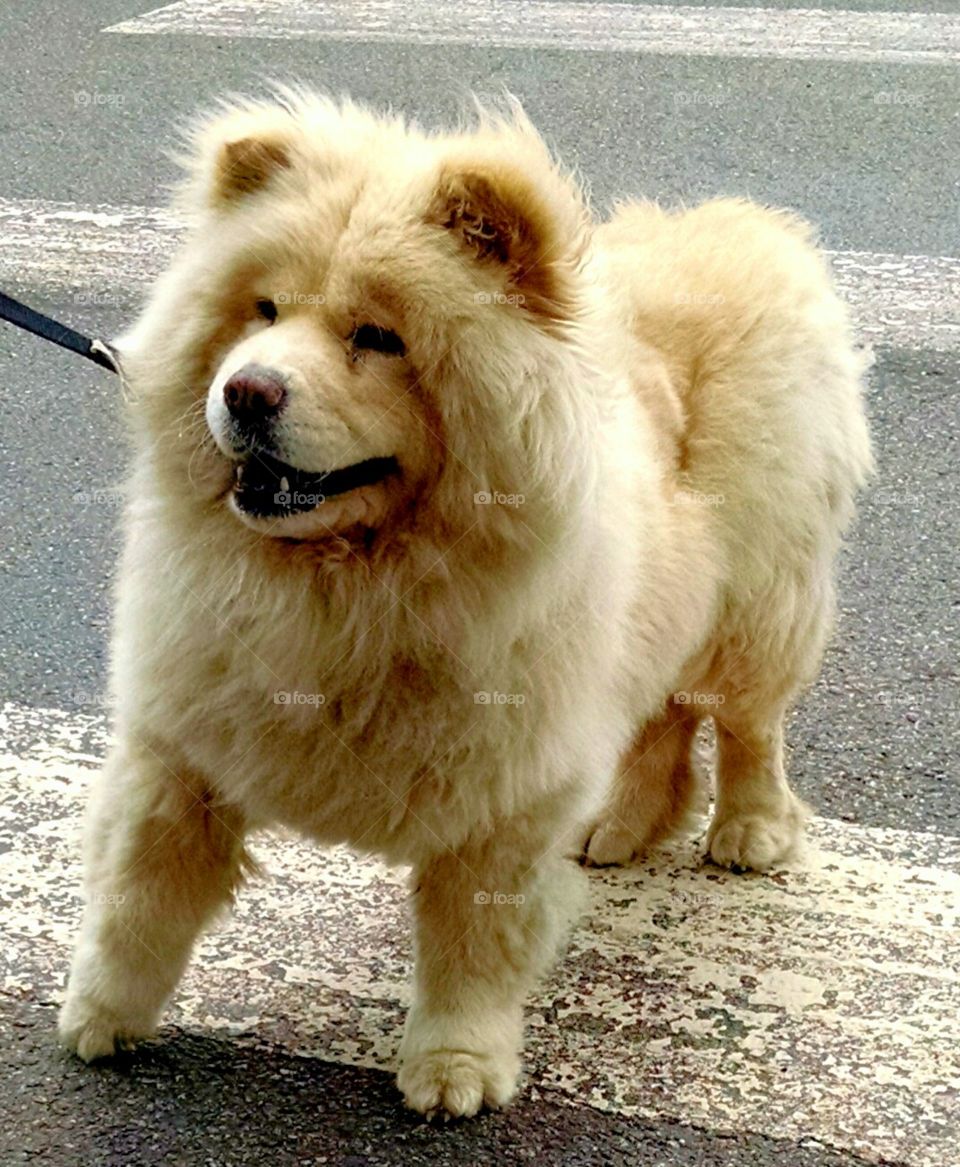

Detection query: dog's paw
xmin=581 ymin=817 xmax=638 ymax=867
xmin=706 ymin=809 xmax=804 ymax=872
xmin=58 ymin=994 xmax=149 ymax=1062
xmin=398 ymin=1047 xmax=519 ymax=1119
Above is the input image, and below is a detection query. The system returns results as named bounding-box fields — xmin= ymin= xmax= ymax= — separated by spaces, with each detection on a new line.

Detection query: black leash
xmin=0 ymin=289 xmax=123 ymax=376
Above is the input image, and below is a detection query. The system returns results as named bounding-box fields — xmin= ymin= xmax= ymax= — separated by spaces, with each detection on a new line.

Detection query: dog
xmin=59 ymin=92 xmax=873 ymax=1118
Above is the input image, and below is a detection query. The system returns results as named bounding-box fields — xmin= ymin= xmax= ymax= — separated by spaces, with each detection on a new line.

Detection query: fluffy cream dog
xmin=59 ymin=92 xmax=872 ymax=1118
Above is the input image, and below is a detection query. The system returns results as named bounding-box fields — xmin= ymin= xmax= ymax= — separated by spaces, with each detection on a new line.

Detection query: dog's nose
xmin=223 ymin=364 xmax=287 ymax=427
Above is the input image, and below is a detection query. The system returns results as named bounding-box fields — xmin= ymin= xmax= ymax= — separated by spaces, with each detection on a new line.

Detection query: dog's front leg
xmin=59 ymin=737 xmax=249 ymax=1060
xmin=397 ymin=819 xmax=579 ymax=1118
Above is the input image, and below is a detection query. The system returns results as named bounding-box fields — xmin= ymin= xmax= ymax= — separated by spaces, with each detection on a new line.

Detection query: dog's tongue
xmin=233 ymin=453 xmax=398 ymax=518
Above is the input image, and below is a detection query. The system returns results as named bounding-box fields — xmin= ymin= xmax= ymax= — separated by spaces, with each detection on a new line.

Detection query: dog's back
xmin=595 ymin=197 xmax=873 ymax=567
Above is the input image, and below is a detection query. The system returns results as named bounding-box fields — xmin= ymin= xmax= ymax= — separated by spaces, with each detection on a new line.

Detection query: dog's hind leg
xmin=59 ymin=737 xmax=250 ymax=1061
xmin=703 ymin=582 xmax=829 ymax=871
xmin=707 ymin=712 xmax=808 ymax=871
xmin=583 ymin=701 xmax=702 ymax=867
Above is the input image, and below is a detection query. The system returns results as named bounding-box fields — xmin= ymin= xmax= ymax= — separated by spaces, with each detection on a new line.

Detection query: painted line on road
xmin=1 ymin=700 xmax=958 ymax=1165
xmin=1 ymin=196 xmax=957 ymax=351
xmin=106 ymin=1 xmax=960 ymax=65
xmin=0 ymin=199 xmax=181 ymax=310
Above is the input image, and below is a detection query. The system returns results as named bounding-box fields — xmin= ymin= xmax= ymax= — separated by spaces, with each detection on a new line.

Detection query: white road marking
xmin=1 ymin=196 xmax=958 ymax=351
xmin=106 ymin=0 xmax=960 ymax=66
xmin=0 ymin=199 xmax=180 ymax=308
xmin=1 ymin=700 xmax=958 ymax=1165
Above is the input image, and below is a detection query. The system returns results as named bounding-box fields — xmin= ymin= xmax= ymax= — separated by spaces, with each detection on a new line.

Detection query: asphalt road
xmin=0 ymin=2 xmax=957 ymax=1165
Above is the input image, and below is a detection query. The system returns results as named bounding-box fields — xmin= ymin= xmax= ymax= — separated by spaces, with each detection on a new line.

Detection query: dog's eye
xmin=255 ymin=299 xmax=278 ymax=323
xmin=351 ymin=324 xmax=406 ymax=357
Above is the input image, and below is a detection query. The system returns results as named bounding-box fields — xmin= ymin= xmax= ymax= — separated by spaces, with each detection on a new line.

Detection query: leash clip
xmin=90 ymin=338 xmax=134 ymax=402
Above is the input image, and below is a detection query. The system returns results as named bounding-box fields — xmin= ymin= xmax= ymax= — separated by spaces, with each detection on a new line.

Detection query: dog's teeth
xmin=280 ymin=476 xmax=290 ymax=493
xmin=234 ymin=464 xmax=243 ymax=484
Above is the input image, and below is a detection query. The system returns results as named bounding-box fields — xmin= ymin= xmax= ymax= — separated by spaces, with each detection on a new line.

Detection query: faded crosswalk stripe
xmin=1 ymin=700 xmax=957 ymax=1166
xmin=2 ymin=197 xmax=958 ymax=351
xmin=106 ymin=0 xmax=960 ymax=66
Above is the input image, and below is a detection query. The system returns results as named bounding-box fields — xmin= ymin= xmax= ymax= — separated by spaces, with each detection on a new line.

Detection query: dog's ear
xmin=434 ymin=168 xmax=538 ymax=269
xmin=213 ymin=134 xmax=291 ymax=202
xmin=179 ymin=103 xmax=298 ymax=211
xmin=430 ymin=159 xmax=587 ymax=322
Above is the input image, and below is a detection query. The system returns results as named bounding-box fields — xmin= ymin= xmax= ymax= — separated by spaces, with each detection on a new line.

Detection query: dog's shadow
xmin=43 ymin=1016 xmax=677 ymax=1163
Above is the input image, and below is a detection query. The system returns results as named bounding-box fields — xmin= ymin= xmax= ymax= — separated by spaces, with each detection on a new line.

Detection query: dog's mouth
xmin=231 ymin=452 xmax=399 ymax=518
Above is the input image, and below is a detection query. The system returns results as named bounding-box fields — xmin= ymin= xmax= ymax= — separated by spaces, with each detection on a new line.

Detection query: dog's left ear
xmin=430 ymin=160 xmax=587 ymax=322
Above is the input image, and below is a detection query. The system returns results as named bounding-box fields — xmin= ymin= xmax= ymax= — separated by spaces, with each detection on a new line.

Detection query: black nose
xmin=223 ymin=364 xmax=287 ymax=429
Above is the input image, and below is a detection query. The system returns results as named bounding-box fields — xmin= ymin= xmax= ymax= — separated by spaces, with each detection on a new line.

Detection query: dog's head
xmin=123 ymin=93 xmax=598 ymax=566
